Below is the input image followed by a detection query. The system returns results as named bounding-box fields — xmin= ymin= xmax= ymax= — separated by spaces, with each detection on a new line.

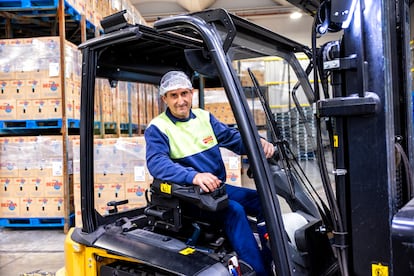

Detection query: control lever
xmin=107 ymin=199 xmax=129 ymax=214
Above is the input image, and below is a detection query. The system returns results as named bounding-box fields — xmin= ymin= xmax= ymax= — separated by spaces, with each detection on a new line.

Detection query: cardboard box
xmin=0 ymin=99 xmax=16 ymax=120
xmin=71 ymin=138 xmax=80 ymax=161
xmin=25 ymin=79 xmax=41 ymax=99
xmin=0 ymin=64 xmax=16 ymax=80
xmin=95 ymin=203 xmax=112 ymax=216
xmin=125 ymin=160 xmax=150 ymax=183
xmin=9 ymin=177 xmax=30 ymax=197
xmin=16 ymin=99 xmax=36 ymax=120
xmin=0 ymin=177 xmax=28 ymax=197
xmin=18 ymin=159 xmax=39 ymax=177
xmin=0 ymin=137 xmax=13 ymax=151
xmin=118 ymin=136 xmax=146 ymax=162
xmin=30 ymin=69 xmax=50 ymax=80
xmin=41 ymin=78 xmax=61 ymax=99
xmin=94 ymin=158 xmax=130 ymax=183
xmin=72 ymin=160 xmax=80 ymax=184
xmin=0 ymin=177 xmax=13 ymax=196
xmin=93 ymin=138 xmax=121 ymax=161
xmin=220 ymin=148 xmax=241 ymax=170
xmin=44 ymin=176 xmax=64 ymax=197
xmin=74 ymin=99 xmax=81 ymax=120
xmin=43 ymin=98 xmax=62 ymax=118
xmin=38 ymin=136 xmax=63 ymax=157
xmin=11 ymin=79 xmax=27 ymax=99
xmin=0 ymin=80 xmax=14 ymax=99
xmin=94 ymin=182 xmax=125 ymax=203
xmin=0 ymin=197 xmax=20 ymax=217
xmin=94 ymin=171 xmax=130 ymax=184
xmin=73 ymin=182 xmax=80 ymax=203
xmin=0 ymin=160 xmax=19 ymax=177
xmin=27 ymin=176 xmax=46 ymax=197
xmin=20 ymin=197 xmax=39 ymax=217
xmin=226 ymin=169 xmax=242 ymax=187
xmin=125 ymin=182 xmax=149 ymax=206
xmin=36 ymin=197 xmax=65 ymax=217
xmin=74 ymin=206 xmax=82 ymax=227
xmin=18 ymin=158 xmax=56 ymax=178
xmin=32 ymin=99 xmax=48 ymax=119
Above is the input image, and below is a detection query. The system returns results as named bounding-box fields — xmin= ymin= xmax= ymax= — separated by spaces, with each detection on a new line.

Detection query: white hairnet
xmin=159 ymin=71 xmax=193 ymax=96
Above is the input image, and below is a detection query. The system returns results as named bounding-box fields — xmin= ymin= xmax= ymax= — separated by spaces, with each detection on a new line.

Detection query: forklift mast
xmin=313 ymin=0 xmax=414 ymax=275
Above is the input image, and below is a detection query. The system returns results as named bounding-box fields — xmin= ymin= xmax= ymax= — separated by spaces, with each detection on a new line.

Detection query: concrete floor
xmin=0 ymin=158 xmax=330 ymax=276
xmin=0 ymin=227 xmax=66 ymax=275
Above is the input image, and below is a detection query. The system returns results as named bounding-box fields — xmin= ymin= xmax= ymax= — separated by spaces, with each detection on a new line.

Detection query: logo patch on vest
xmin=202 ymin=135 xmax=214 ymax=145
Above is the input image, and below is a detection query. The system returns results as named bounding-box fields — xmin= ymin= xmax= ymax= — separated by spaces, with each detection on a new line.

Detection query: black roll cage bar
xmin=78 ymin=8 xmax=315 ymax=276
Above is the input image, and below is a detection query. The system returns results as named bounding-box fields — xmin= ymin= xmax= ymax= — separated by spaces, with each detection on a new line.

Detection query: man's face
xmin=162 ymin=88 xmax=193 ymax=119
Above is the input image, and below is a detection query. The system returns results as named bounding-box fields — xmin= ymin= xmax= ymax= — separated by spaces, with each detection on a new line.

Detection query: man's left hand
xmin=260 ymin=138 xmax=275 ymax=159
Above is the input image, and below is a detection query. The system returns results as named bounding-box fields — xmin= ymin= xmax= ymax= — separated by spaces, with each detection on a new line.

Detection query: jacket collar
xmin=165 ymin=108 xmax=196 ymax=124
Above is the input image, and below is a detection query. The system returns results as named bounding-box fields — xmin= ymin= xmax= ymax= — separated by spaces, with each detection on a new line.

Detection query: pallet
xmin=0 ymin=0 xmax=95 ymax=32
xmin=298 ymin=152 xmax=315 ymax=161
xmin=119 ymin=123 xmax=139 ymax=131
xmin=0 ymin=118 xmax=80 ymax=130
xmin=0 ymin=0 xmax=58 ymax=9
xmin=0 ymin=215 xmax=74 ymax=228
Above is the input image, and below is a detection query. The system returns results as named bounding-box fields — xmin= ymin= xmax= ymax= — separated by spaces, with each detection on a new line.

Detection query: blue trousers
xmin=182 ymin=184 xmax=269 ymax=275
xmin=224 ymin=184 xmax=267 ymax=276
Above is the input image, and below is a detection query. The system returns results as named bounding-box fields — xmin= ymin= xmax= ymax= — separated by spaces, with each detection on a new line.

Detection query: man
xmin=145 ymin=70 xmax=274 ymax=276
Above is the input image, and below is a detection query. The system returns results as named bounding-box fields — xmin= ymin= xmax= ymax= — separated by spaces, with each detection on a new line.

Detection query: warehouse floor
xmin=0 ymin=227 xmax=66 ymax=275
xmin=0 ymin=158 xmax=329 ymax=275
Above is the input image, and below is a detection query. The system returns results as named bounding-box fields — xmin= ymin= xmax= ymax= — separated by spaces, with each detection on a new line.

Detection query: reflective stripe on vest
xmin=150 ymin=109 xmax=218 ymax=159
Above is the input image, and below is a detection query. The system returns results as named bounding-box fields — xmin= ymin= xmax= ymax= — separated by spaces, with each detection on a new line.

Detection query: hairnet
xmin=159 ymin=71 xmax=193 ymax=96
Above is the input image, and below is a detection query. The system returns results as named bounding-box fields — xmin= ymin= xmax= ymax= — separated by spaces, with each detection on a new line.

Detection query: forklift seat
xmin=144 ymin=179 xmax=229 ymax=233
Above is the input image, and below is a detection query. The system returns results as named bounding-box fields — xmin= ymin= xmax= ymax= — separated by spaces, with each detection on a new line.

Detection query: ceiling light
xmin=290 ymin=12 xmax=302 ymax=20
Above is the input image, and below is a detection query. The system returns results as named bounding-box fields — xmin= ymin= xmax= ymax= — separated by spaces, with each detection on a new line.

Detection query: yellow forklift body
xmin=56 ymin=228 xmax=140 ymax=276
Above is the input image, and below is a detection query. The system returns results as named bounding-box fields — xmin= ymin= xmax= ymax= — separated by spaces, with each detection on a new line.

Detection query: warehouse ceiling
xmin=129 ymin=0 xmax=336 ymax=46
xmin=131 ymin=0 xmax=307 ymax=23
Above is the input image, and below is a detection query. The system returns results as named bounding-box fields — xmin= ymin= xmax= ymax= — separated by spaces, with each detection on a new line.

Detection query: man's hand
xmin=193 ymin=172 xmax=221 ymax=193
xmin=260 ymin=138 xmax=275 ymax=159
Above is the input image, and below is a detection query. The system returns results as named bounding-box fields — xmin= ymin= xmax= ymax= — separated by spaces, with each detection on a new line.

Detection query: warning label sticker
xmin=372 ymin=262 xmax=389 ymax=276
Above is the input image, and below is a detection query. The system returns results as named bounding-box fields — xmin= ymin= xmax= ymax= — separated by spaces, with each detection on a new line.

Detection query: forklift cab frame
xmin=72 ymin=8 xmax=322 ymax=276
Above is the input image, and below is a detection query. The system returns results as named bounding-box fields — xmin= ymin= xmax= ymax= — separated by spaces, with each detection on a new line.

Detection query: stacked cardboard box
xmin=65 ymin=0 xmax=147 ymax=30
xmin=203 ymin=88 xmax=236 ymax=125
xmin=93 ymin=80 xmax=159 ymax=132
xmin=0 ymin=37 xmax=82 ymax=121
xmin=72 ymin=136 xmax=243 ymax=226
xmin=0 ymin=136 xmax=73 ymax=218
xmin=220 ymin=148 xmax=242 ymax=187
xmin=202 ymin=87 xmax=266 ymax=126
xmin=137 ymin=83 xmax=159 ymax=126
xmin=72 ymin=136 xmax=153 ymax=226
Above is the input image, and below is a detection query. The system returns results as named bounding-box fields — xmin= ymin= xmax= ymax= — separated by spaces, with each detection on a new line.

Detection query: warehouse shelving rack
xmin=0 ymin=0 xmax=97 ymax=45
xmin=0 ymin=0 xmax=96 ymax=232
xmin=0 ymin=0 xmax=149 ymax=232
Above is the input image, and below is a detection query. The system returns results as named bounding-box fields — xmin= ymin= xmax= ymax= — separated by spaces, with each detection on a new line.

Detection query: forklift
xmin=58 ymin=0 xmax=414 ymax=275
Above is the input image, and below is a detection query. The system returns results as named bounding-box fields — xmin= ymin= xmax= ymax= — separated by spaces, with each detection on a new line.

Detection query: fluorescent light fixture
xmin=290 ymin=11 xmax=303 ymax=20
